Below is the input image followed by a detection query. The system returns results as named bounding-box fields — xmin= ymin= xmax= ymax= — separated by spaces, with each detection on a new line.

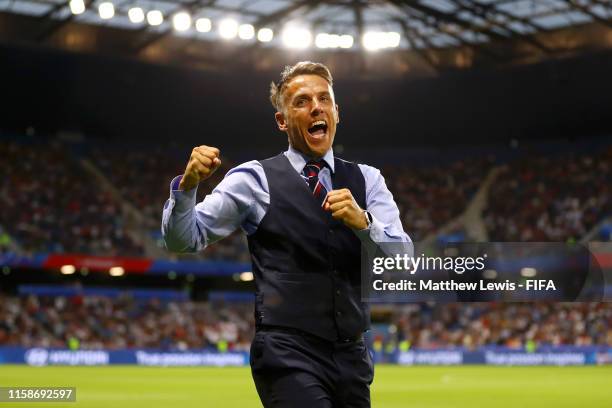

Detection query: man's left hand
xmin=323 ymin=188 xmax=368 ymax=230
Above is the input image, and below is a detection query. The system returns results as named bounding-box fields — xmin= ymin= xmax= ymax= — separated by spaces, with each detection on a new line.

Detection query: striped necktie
xmin=302 ymin=160 xmax=328 ymax=206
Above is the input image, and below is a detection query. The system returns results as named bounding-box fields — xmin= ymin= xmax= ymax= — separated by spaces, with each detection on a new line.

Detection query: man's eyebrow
xmin=289 ymin=89 xmax=331 ymax=103
xmin=292 ymin=93 xmax=310 ymax=101
xmin=293 ymin=90 xmax=330 ymax=99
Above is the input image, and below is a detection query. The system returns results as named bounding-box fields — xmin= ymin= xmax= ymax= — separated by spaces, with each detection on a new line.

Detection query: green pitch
xmin=1 ymin=365 xmax=611 ymax=407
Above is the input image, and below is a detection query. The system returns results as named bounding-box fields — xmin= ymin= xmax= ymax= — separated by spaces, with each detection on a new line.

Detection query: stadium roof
xmin=1 ymin=0 xmax=611 ymax=76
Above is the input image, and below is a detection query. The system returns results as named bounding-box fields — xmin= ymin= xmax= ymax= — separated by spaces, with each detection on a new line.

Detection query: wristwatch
xmin=363 ymin=210 xmax=373 ymax=229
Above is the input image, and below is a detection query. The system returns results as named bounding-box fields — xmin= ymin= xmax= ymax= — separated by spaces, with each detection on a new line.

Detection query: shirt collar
xmin=285 ymin=145 xmax=335 ymax=174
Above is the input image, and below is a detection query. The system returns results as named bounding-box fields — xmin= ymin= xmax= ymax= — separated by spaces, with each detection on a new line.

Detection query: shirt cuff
xmin=171 ymin=175 xmax=183 ymax=191
xmin=170 ymin=175 xmax=198 ymax=213
xmin=353 ymin=213 xmax=383 ymax=244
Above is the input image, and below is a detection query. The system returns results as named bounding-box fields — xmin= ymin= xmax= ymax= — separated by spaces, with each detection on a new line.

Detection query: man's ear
xmin=335 ymin=104 xmax=340 ymax=125
xmin=275 ymin=111 xmax=288 ymax=131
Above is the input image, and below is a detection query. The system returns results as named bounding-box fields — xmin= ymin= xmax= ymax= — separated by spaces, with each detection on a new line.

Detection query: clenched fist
xmin=323 ymin=188 xmax=368 ymax=230
xmin=178 ymin=145 xmax=222 ymax=191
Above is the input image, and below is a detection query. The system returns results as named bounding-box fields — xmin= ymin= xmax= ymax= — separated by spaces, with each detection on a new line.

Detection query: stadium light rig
xmin=98 ymin=2 xmax=114 ymax=20
xmin=281 ymin=26 xmax=312 ymax=49
xmin=128 ymin=7 xmax=145 ymax=24
xmin=257 ymin=27 xmax=273 ymax=42
xmin=172 ymin=11 xmax=192 ymax=32
xmin=195 ymin=18 xmax=212 ymax=33
xmin=146 ymin=10 xmax=163 ymax=26
xmin=339 ymin=35 xmax=354 ymax=49
xmin=69 ymin=0 xmax=85 ymax=15
xmin=219 ymin=18 xmax=239 ymax=39
xmin=69 ymin=3 xmax=400 ymax=52
xmin=238 ymin=24 xmax=255 ymax=40
xmin=362 ymin=31 xmax=401 ymax=51
xmin=315 ymin=33 xmax=354 ymax=49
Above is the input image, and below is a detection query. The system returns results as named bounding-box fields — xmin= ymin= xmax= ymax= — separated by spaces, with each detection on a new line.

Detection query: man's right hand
xmin=178 ymin=145 xmax=222 ymax=191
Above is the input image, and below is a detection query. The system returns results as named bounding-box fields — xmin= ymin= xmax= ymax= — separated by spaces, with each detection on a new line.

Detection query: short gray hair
xmin=269 ymin=61 xmax=334 ymax=111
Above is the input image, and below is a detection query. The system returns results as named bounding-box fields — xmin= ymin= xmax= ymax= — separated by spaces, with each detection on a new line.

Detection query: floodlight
xmin=98 ymin=2 xmax=114 ymax=20
xmin=219 ymin=18 xmax=239 ymax=39
xmin=128 ymin=7 xmax=144 ymax=24
xmin=173 ymin=11 xmax=191 ymax=32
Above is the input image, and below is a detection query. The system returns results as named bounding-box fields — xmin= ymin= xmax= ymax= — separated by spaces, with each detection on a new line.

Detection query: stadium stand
xmin=5 ymin=135 xmax=609 ymax=258
xmin=0 ymin=293 xmax=254 ymax=351
xmin=0 ymin=139 xmax=144 ymax=256
xmin=484 ymin=147 xmax=612 ymax=242
xmin=1 ymin=294 xmax=610 ymax=351
xmin=384 ymin=157 xmax=494 ymax=241
xmin=2 ymin=135 xmax=499 ymax=257
xmin=388 ymin=302 xmax=612 ymax=349
xmin=87 ymin=143 xmax=251 ymax=262
xmin=1 ymin=135 xmax=611 ymax=353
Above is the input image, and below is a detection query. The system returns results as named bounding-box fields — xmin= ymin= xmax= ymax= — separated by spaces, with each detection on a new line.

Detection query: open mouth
xmin=307 ymin=120 xmax=328 ymax=139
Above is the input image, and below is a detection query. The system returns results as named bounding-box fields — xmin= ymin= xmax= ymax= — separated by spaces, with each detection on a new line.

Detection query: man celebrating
xmin=162 ymin=61 xmax=410 ymax=407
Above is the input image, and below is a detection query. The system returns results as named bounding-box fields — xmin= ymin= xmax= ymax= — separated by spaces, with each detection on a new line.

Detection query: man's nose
xmin=311 ymin=99 xmax=323 ymax=115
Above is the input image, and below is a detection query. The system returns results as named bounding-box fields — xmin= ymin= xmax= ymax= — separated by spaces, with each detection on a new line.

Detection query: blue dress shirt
xmin=162 ymin=146 xmax=411 ymax=254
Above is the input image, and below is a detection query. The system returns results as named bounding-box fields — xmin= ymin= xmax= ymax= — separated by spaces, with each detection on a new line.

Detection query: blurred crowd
xmin=485 ymin=148 xmax=612 ymax=242
xmin=0 ymin=141 xmax=143 ymax=256
xmin=1 ymin=294 xmax=610 ymax=351
xmin=88 ymin=144 xmax=251 ymax=262
xmin=387 ymin=302 xmax=612 ymax=350
xmin=2 ymin=138 xmax=611 ymax=259
xmin=88 ymin=145 xmax=232 ymax=231
xmin=0 ymin=294 xmax=254 ymax=351
xmin=384 ymin=157 xmax=493 ymax=241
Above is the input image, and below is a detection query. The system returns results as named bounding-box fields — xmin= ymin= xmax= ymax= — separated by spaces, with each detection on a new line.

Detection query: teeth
xmin=310 ymin=120 xmax=326 ymax=127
